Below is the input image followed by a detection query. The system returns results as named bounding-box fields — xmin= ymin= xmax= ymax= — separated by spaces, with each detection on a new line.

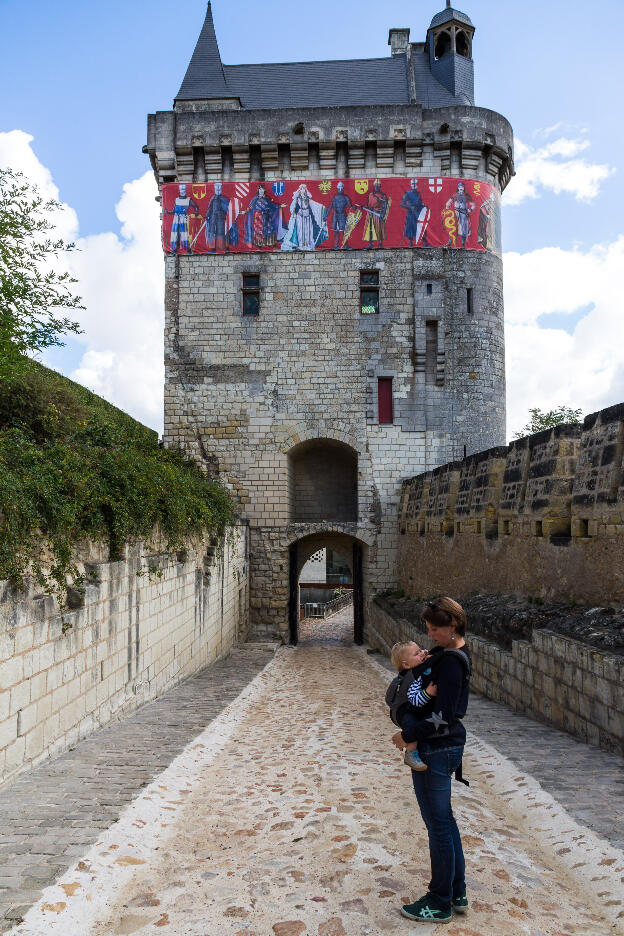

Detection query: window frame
xmin=360 ymin=269 xmax=380 ymax=315
xmin=241 ymin=272 xmax=261 ymax=317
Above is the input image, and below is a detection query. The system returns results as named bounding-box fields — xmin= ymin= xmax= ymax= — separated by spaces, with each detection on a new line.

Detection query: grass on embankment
xmin=0 ymin=359 xmax=234 ymax=600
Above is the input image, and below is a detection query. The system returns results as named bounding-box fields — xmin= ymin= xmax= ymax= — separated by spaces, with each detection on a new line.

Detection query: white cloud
xmin=504 ymin=237 xmax=624 ymax=438
xmin=506 ymin=135 xmax=614 ymax=206
xmin=0 ymin=130 xmax=78 ymax=241
xmin=0 ymin=132 xmax=164 ymax=433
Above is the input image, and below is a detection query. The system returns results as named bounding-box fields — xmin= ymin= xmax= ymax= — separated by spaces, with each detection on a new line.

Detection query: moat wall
xmin=396 ymin=404 xmax=624 ymax=605
xmin=0 ymin=526 xmax=249 ymax=787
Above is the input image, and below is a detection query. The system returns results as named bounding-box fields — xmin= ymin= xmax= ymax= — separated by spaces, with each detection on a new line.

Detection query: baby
xmin=387 ymin=641 xmax=438 ymax=771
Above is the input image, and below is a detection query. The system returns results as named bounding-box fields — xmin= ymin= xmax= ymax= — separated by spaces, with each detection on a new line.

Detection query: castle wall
xmin=0 ymin=527 xmax=248 ymax=787
xmin=164 ymin=245 xmax=504 ymax=638
xmin=396 ymin=404 xmax=624 ymax=605
xmin=149 ymin=83 xmax=514 ymax=641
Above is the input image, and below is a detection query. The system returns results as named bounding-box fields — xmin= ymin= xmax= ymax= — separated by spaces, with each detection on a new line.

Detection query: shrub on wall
xmin=0 ymin=361 xmax=234 ymax=600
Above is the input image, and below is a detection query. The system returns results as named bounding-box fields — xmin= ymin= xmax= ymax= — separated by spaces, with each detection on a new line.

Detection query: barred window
xmin=242 ymin=273 xmax=260 ymax=316
xmin=360 ymin=270 xmax=379 ymax=315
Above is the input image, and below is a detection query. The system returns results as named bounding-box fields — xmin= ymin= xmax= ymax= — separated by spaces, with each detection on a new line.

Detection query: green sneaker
xmin=452 ymin=893 xmax=469 ymax=914
xmin=401 ymin=896 xmax=452 ymax=924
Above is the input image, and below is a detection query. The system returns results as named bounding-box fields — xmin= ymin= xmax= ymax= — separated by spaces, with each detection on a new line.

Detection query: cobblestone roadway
xmin=0 ymin=646 xmax=275 ymax=932
xmin=5 ymin=633 xmax=623 ymax=936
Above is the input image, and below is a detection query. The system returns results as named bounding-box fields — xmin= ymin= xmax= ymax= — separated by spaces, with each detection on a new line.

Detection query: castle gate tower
xmin=145 ymin=2 xmax=514 ymax=642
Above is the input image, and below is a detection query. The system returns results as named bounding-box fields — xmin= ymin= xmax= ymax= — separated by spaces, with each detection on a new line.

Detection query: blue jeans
xmin=411 ymin=745 xmax=466 ymax=911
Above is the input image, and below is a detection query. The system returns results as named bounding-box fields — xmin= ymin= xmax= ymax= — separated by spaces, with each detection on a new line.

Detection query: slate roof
xmin=177 ymin=1 xmax=230 ymax=100
xmin=221 ymin=58 xmax=411 ymax=109
xmin=429 ymin=7 xmax=474 ymax=29
xmin=176 ymin=2 xmax=470 ymax=110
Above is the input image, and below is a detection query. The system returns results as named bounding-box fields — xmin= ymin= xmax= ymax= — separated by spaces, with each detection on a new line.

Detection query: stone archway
xmin=288 ymin=531 xmax=367 ymax=646
xmin=287 ymin=438 xmax=358 ymax=523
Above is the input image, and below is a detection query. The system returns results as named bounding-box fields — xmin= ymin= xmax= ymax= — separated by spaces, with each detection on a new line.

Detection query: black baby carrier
xmin=385 ymin=648 xmax=472 ymax=726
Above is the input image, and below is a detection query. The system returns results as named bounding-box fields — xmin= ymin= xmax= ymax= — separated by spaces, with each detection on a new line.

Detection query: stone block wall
xmin=366 ymin=600 xmax=624 ymax=755
xmin=164 ymin=245 xmax=505 ymax=639
xmin=397 ymin=405 xmax=624 ymax=605
xmin=0 ymin=526 xmax=248 ymax=787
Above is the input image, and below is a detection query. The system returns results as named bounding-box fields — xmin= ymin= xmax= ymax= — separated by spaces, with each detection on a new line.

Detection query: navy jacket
xmin=400 ymin=646 xmax=471 ymax=749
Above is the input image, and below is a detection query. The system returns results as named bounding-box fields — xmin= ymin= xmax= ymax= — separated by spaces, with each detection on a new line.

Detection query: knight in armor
xmin=445 ymin=182 xmax=475 ymax=248
xmin=205 ymin=182 xmax=231 ymax=253
xmin=327 ymin=182 xmax=353 ymax=249
xmin=401 ymin=179 xmax=430 ymax=248
xmin=362 ymin=179 xmax=390 ymax=249
xmin=167 ymin=184 xmax=200 ymax=254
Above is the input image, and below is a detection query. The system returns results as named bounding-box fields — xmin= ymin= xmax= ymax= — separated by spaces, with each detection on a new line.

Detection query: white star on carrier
xmin=426 ymin=711 xmax=448 ymax=732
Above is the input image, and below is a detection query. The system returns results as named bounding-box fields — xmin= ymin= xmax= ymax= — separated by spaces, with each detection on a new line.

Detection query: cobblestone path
xmin=298 ymin=605 xmax=354 ymax=646
xmin=0 ymin=646 xmax=275 ymax=933
xmin=373 ymin=655 xmax=624 ymax=855
xmin=4 ymin=643 xmax=623 ymax=936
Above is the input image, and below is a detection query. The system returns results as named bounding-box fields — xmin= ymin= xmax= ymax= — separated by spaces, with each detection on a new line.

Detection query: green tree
xmin=0 ymin=167 xmax=83 ymax=375
xmin=513 ymin=405 xmax=583 ymax=439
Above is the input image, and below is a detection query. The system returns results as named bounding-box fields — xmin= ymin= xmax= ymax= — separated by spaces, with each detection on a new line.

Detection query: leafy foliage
xmin=0 ymin=167 xmax=83 ymax=375
xmin=0 ymin=360 xmax=234 ymax=601
xmin=513 ymin=405 xmax=583 ymax=439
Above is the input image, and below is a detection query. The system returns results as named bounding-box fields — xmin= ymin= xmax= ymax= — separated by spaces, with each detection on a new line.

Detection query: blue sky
xmin=1 ymin=0 xmax=623 ymax=435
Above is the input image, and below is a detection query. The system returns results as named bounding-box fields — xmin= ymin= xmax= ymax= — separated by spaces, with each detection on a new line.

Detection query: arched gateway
xmin=288 ymin=531 xmax=367 ymax=646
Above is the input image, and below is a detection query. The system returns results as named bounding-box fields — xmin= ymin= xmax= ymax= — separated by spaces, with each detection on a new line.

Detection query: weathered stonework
xmin=0 ymin=527 xmax=248 ymax=786
xmin=147 ymin=7 xmax=513 ymax=641
xmin=396 ymin=405 xmax=624 ymax=605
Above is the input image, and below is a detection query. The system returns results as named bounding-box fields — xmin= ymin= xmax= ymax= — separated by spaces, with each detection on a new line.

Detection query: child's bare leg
xmin=404 ymin=741 xmax=418 ymax=753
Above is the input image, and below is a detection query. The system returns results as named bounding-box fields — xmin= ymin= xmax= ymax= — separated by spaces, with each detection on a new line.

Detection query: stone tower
xmin=145 ymin=2 xmax=514 ymax=643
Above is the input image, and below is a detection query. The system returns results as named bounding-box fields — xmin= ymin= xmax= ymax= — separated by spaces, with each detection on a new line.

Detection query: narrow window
xmin=535 ymin=520 xmax=543 ymax=537
xmin=242 ymin=273 xmax=260 ymax=316
xmin=425 ymin=320 xmax=439 ymax=384
xmin=503 ymin=519 xmax=511 ymax=535
xmin=426 ymin=283 xmax=433 ymax=296
xmin=360 ymin=270 xmax=380 ymax=315
xmin=467 ymin=287 xmax=474 ymax=314
xmin=377 ymin=378 xmax=393 ymax=424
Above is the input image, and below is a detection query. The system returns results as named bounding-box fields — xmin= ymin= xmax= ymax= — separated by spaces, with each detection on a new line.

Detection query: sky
xmin=1 ymin=0 xmax=623 ymax=438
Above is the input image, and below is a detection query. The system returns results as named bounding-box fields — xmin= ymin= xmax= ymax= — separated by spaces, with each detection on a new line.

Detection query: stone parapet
xmin=397 ymin=406 xmax=624 ymax=604
xmin=146 ymin=104 xmax=514 ymax=191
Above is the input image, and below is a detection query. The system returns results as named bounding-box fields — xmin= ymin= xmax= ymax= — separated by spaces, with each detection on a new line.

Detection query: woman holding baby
xmin=391 ymin=597 xmax=471 ymax=925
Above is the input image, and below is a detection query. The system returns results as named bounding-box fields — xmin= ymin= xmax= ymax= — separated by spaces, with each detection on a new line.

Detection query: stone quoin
xmin=144 ymin=2 xmax=514 ymax=642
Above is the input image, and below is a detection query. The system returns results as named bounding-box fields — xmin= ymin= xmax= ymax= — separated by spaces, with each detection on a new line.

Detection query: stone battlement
xmin=397 ymin=404 xmax=624 ymax=604
xmin=146 ymin=104 xmax=514 ymax=190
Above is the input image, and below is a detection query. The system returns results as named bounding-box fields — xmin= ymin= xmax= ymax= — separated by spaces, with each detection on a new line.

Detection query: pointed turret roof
xmin=176 ymin=2 xmax=232 ymax=101
xmin=174 ymin=1 xmax=470 ymax=110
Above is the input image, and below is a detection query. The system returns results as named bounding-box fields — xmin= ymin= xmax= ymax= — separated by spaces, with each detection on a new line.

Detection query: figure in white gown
xmin=282 ymin=185 xmax=328 ymax=251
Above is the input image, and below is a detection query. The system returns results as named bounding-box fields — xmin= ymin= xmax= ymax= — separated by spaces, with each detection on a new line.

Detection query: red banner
xmin=162 ymin=177 xmax=501 ymax=256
